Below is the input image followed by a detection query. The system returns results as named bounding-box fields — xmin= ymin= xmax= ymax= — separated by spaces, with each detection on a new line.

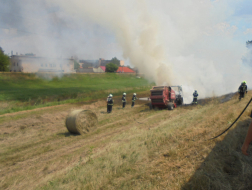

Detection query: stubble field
xmin=1 ymin=73 xmax=252 ymax=190
xmin=0 ymin=90 xmax=252 ymax=189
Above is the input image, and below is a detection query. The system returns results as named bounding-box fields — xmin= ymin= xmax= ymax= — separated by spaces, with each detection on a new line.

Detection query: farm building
xmin=79 ymin=60 xmax=99 ymax=68
xmin=76 ymin=68 xmax=94 ymax=73
xmin=10 ymin=54 xmax=75 ymax=73
xmin=93 ymin=66 xmax=106 ymax=73
xmin=116 ymin=66 xmax=135 ymax=73
xmin=79 ymin=58 xmax=124 ymax=68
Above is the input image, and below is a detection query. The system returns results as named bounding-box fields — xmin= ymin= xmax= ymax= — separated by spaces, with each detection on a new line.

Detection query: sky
xmin=0 ymin=0 xmax=120 ymax=59
xmin=0 ymin=0 xmax=252 ymax=102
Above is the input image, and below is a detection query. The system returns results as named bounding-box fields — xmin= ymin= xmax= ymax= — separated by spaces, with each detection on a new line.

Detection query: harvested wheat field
xmin=0 ymin=91 xmax=252 ymax=190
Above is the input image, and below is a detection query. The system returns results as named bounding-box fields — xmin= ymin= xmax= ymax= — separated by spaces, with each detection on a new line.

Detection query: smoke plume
xmin=1 ymin=0 xmax=251 ymax=102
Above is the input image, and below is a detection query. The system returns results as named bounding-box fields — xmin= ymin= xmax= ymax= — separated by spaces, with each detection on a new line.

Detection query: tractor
xmin=149 ymin=85 xmax=183 ymax=110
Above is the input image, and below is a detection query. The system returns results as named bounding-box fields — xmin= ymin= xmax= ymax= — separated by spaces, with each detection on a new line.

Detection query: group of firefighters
xmin=107 ymin=81 xmax=248 ymax=112
xmin=192 ymin=81 xmax=248 ymax=104
xmin=106 ymin=81 xmax=252 ymax=155
xmin=106 ymin=92 xmax=137 ymax=113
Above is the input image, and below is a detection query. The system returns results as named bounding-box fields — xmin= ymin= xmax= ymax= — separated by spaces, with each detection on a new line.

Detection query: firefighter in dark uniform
xmin=238 ymin=81 xmax=247 ymax=100
xmin=107 ymin=94 xmax=114 ymax=113
xmin=193 ymin=90 xmax=198 ymax=104
xmin=106 ymin=95 xmax=110 ymax=113
xmin=131 ymin=93 xmax=137 ymax=107
xmin=168 ymin=87 xmax=171 ymax=100
xmin=122 ymin=92 xmax=126 ymax=108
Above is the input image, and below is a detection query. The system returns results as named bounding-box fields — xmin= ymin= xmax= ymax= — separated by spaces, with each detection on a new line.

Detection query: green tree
xmin=74 ymin=60 xmax=80 ymax=70
xmin=0 ymin=47 xmax=9 ymax=71
xmin=110 ymin=57 xmax=120 ymax=66
xmin=105 ymin=62 xmax=118 ymax=72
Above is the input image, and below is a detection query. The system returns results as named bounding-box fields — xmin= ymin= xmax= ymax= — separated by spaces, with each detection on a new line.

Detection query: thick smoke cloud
xmin=0 ymin=0 xmax=118 ymax=59
xmin=46 ymin=0 xmax=251 ymax=102
xmin=1 ymin=0 xmax=251 ymax=102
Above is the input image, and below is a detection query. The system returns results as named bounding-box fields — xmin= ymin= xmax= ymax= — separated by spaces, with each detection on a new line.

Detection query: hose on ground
xmin=209 ymin=97 xmax=252 ymax=140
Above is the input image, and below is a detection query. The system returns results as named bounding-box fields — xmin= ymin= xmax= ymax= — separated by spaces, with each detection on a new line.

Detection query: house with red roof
xmin=100 ymin=66 xmax=106 ymax=72
xmin=116 ymin=66 xmax=135 ymax=73
xmin=93 ymin=66 xmax=106 ymax=73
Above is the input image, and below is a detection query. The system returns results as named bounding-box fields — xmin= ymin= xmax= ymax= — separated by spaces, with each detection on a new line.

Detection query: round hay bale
xmin=65 ymin=109 xmax=98 ymax=135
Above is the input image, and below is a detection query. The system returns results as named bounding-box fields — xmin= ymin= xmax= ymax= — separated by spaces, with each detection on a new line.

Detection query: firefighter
xmin=107 ymin=94 xmax=114 ymax=113
xmin=122 ymin=92 xmax=126 ymax=108
xmin=168 ymin=87 xmax=171 ymax=100
xmin=238 ymin=81 xmax=247 ymax=100
xmin=131 ymin=93 xmax=137 ymax=107
xmin=193 ymin=90 xmax=198 ymax=104
xmin=106 ymin=95 xmax=110 ymax=113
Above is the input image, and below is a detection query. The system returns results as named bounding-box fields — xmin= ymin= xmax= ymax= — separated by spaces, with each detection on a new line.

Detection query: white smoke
xmin=46 ymin=0 xmax=251 ymax=102
xmin=1 ymin=0 xmax=251 ymax=103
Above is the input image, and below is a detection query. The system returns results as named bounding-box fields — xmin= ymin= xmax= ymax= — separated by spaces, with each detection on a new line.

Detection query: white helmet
xmin=133 ymin=93 xmax=136 ymax=96
xmin=123 ymin=93 xmax=126 ymax=95
xmin=109 ymin=94 xmax=113 ymax=97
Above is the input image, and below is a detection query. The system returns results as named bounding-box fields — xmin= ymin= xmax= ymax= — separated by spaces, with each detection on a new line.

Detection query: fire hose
xmin=210 ymin=97 xmax=252 ymax=140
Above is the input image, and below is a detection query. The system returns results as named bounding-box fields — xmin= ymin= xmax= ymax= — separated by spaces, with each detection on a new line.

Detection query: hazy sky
xmin=1 ymin=0 xmax=251 ymax=59
xmin=0 ymin=0 xmax=120 ymax=59
xmin=0 ymin=0 xmax=252 ymax=101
